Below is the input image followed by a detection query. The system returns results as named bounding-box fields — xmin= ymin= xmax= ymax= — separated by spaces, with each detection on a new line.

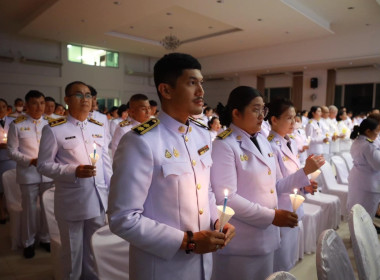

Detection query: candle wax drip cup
xmin=289 ymin=194 xmax=305 ymax=212
xmin=217 ymin=205 xmax=235 ymax=232
xmin=89 ymin=153 xmax=99 ymax=166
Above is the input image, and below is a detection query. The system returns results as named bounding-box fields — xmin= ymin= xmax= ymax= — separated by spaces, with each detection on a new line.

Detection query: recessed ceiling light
xmin=257 ymin=18 xmax=262 ymax=21
xmin=285 ymin=31 xmax=290 ymax=34
xmin=304 ymin=66 xmax=308 ymax=69
xmin=208 ymin=26 xmax=213 ymax=29
xmin=169 ymin=26 xmax=173 ymax=29
xmin=113 ymin=1 xmax=120 ymax=5
xmin=217 ymin=0 xmax=224 ymax=3
xmin=166 ymin=12 xmax=172 ymax=15
xmin=130 ymin=26 xmax=134 ymax=29
xmin=365 ymin=23 xmax=370 ymax=26
xmin=347 ymin=6 xmax=354 ymax=10
xmin=81 ymin=19 xmax=85 ymax=23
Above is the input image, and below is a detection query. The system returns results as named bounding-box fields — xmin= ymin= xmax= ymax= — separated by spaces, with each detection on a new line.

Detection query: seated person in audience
xmin=9 ymin=98 xmax=25 ymax=117
xmin=266 ymin=99 xmax=323 ymax=272
xmin=208 ymin=116 xmax=222 ymax=141
xmin=54 ymin=103 xmax=65 ymax=116
xmin=210 ymin=86 xmax=322 ymax=280
xmin=37 ymin=81 xmax=112 ymax=279
xmin=0 ymin=98 xmax=17 ymax=224
xmin=44 ymin=96 xmax=61 ymax=120
xmin=108 ymin=53 xmax=235 ymax=280
xmin=149 ymin=99 xmax=158 ymax=118
xmin=347 ymin=115 xmax=380 ymax=233
xmin=111 ymin=94 xmax=151 ymax=156
xmin=8 ymin=90 xmax=54 ymax=258
xmin=109 ymin=103 xmax=128 ymax=137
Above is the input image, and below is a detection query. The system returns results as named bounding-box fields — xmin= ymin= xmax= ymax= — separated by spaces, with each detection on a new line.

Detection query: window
xmin=67 ymin=44 xmax=119 ymax=68
xmin=265 ymin=87 xmax=291 ymax=102
xmin=97 ymin=98 xmax=121 ymax=112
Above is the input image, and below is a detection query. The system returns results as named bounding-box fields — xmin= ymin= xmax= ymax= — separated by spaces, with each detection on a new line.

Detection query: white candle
xmin=93 ymin=143 xmax=96 ymax=157
xmin=289 ymin=188 xmax=305 ymax=212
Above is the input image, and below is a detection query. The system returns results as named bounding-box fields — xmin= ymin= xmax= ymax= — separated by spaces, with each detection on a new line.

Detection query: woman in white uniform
xmin=347 ymin=115 xmax=380 ymax=220
xmin=293 ymin=115 xmax=309 ymax=166
xmin=305 ymin=106 xmax=329 ymax=156
xmin=210 ymin=86 xmax=324 ymax=280
xmin=208 ymin=116 xmax=222 ymax=141
xmin=337 ymin=109 xmax=352 ymax=153
xmin=0 ymin=98 xmax=17 ymax=223
xmin=267 ymin=99 xmax=324 ymax=272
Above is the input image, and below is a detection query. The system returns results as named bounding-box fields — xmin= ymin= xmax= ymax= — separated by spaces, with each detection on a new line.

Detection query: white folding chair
xmin=340 ymin=152 xmax=353 ymax=170
xmin=2 ymin=169 xmax=21 ymax=250
xmin=265 ymin=271 xmax=296 ymax=280
xmin=330 ymin=155 xmax=349 ymax=185
xmin=320 ymin=162 xmax=349 ymax=219
xmin=91 ymin=225 xmax=130 ymax=280
xmin=316 ymin=229 xmax=355 ymax=280
xmin=42 ymin=187 xmax=63 ymax=280
xmin=305 ymin=192 xmax=341 ymax=231
xmin=348 ymin=204 xmax=380 ymax=280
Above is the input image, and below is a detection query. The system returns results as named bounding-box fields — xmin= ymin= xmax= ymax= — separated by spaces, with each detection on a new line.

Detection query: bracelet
xmin=185 ymin=231 xmax=196 ymax=254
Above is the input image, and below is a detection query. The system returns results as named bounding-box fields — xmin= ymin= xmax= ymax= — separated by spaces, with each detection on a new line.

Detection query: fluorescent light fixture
xmin=105 ymin=31 xmax=161 ymax=46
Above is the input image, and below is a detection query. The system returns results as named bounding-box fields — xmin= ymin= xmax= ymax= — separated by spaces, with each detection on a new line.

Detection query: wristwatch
xmin=185 ymin=231 xmax=196 ymax=254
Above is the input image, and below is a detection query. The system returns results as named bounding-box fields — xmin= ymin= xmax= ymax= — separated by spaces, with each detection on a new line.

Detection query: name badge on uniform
xmin=20 ymin=127 xmax=30 ymax=131
xmin=198 ymin=145 xmax=209 ymax=155
xmin=92 ymin=134 xmax=103 ymax=138
xmin=65 ymin=136 xmax=76 ymax=140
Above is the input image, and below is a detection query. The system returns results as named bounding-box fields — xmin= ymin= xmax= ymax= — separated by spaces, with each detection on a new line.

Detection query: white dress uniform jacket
xmin=108 ymin=112 xmax=218 ymax=280
xmin=211 ymin=124 xmax=309 ymax=257
xmin=326 ymin=117 xmax=340 ymax=154
xmin=37 ymin=115 xmax=112 ymax=221
xmin=293 ymin=127 xmax=308 ymax=166
xmin=111 ymin=118 xmax=139 ymax=156
xmin=8 ymin=115 xmax=53 ymax=184
xmin=89 ymin=110 xmax=110 ymax=143
xmin=347 ymin=135 xmax=380 ymax=217
xmin=305 ymin=119 xmax=325 ymax=156
xmin=337 ymin=120 xmax=352 ymax=153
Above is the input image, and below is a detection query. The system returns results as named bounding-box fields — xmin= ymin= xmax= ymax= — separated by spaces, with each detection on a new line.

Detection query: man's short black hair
xmin=25 ymin=90 xmax=45 ymax=102
xmin=149 ymin=100 xmax=158 ymax=107
xmin=130 ymin=94 xmax=149 ymax=103
xmin=88 ymin=85 xmax=97 ymax=97
xmin=153 ymin=53 xmax=201 ymax=100
xmin=117 ymin=104 xmax=129 ymax=117
xmin=14 ymin=98 xmax=23 ymax=105
xmin=65 ymin=81 xmax=88 ymax=96
xmin=45 ymin=96 xmax=56 ymax=103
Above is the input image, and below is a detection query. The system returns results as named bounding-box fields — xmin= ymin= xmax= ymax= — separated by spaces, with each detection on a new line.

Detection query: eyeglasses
xmin=253 ymin=107 xmax=269 ymax=118
xmin=68 ymin=93 xmax=92 ymax=99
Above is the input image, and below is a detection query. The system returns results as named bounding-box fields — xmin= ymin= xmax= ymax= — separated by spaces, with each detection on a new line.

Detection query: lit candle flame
xmin=4 ymin=133 xmax=6 ymax=138
xmin=293 ymin=188 xmax=298 ymax=195
xmin=224 ymin=189 xmax=229 ymax=197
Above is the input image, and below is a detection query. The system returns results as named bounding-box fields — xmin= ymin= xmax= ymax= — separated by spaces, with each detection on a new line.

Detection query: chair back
xmin=348 ymin=204 xmax=380 ymax=280
xmin=2 ymin=169 xmax=21 ymax=211
xmin=341 ymin=152 xmax=353 ymax=170
xmin=91 ymin=225 xmax=130 ymax=280
xmin=320 ymin=162 xmax=338 ymax=190
xmin=331 ymin=155 xmax=349 ymax=184
xmin=265 ymin=271 xmax=296 ymax=280
xmin=316 ymin=229 xmax=355 ymax=280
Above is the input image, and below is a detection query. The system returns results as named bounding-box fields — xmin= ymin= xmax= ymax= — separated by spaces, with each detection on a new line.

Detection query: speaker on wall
xmin=310 ymin=77 xmax=318 ymax=89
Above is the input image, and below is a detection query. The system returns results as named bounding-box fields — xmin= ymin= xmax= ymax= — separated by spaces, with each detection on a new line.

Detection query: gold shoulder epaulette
xmin=267 ymin=134 xmax=274 ymax=142
xmin=189 ymin=116 xmax=209 ymax=130
xmin=217 ymin=128 xmax=232 ymax=139
xmin=132 ymin=118 xmax=159 ymax=135
xmin=88 ymin=118 xmax=103 ymax=126
xmin=119 ymin=120 xmax=131 ymax=127
xmin=366 ymin=138 xmax=374 ymax=143
xmin=289 ymin=134 xmax=295 ymax=139
xmin=49 ymin=117 xmax=67 ymax=127
xmin=13 ymin=115 xmax=27 ymax=124
xmin=44 ymin=115 xmax=55 ymax=122
xmin=308 ymin=120 xmax=312 ymax=124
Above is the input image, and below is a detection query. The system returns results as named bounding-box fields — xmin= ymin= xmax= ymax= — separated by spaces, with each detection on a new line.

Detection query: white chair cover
xmin=340 ymin=152 xmax=353 ymax=170
xmin=42 ymin=187 xmax=63 ymax=280
xmin=320 ymin=162 xmax=349 ymax=219
xmin=2 ymin=169 xmax=21 ymax=250
xmin=302 ymin=203 xmax=321 ymax=254
xmin=91 ymin=225 xmax=130 ymax=280
xmin=316 ymin=229 xmax=355 ymax=280
xmin=330 ymin=155 xmax=349 ymax=185
xmin=348 ymin=204 xmax=380 ymax=280
xmin=305 ymin=192 xmax=341 ymax=231
xmin=265 ymin=271 xmax=296 ymax=280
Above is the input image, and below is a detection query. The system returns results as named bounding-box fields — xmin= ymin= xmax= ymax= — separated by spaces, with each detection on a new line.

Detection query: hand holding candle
xmin=289 ymin=188 xmax=305 ymax=213
xmin=89 ymin=143 xmax=99 ymax=166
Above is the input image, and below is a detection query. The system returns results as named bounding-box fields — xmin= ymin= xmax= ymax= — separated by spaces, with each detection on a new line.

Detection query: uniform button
xmin=270 ymin=189 xmax=274 ymax=194
xmin=199 ymin=209 xmax=204 ymax=215
xmin=197 ymin=184 xmax=201 ymax=190
xmin=178 ymin=126 xmax=186 ymax=133
xmin=184 ymin=136 xmax=189 ymax=142
xmin=189 ymin=127 xmax=192 ymax=132
xmin=192 ymin=160 xmax=196 ymax=166
xmin=268 ymin=169 xmax=271 ymax=175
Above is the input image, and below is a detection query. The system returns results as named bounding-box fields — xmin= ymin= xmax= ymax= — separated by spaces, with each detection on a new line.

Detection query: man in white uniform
xmin=37 ymin=81 xmax=112 ymax=279
xmin=111 ymin=93 xmax=151 ymax=156
xmin=8 ymin=90 xmax=53 ymax=258
xmin=108 ymin=53 xmax=235 ymax=280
